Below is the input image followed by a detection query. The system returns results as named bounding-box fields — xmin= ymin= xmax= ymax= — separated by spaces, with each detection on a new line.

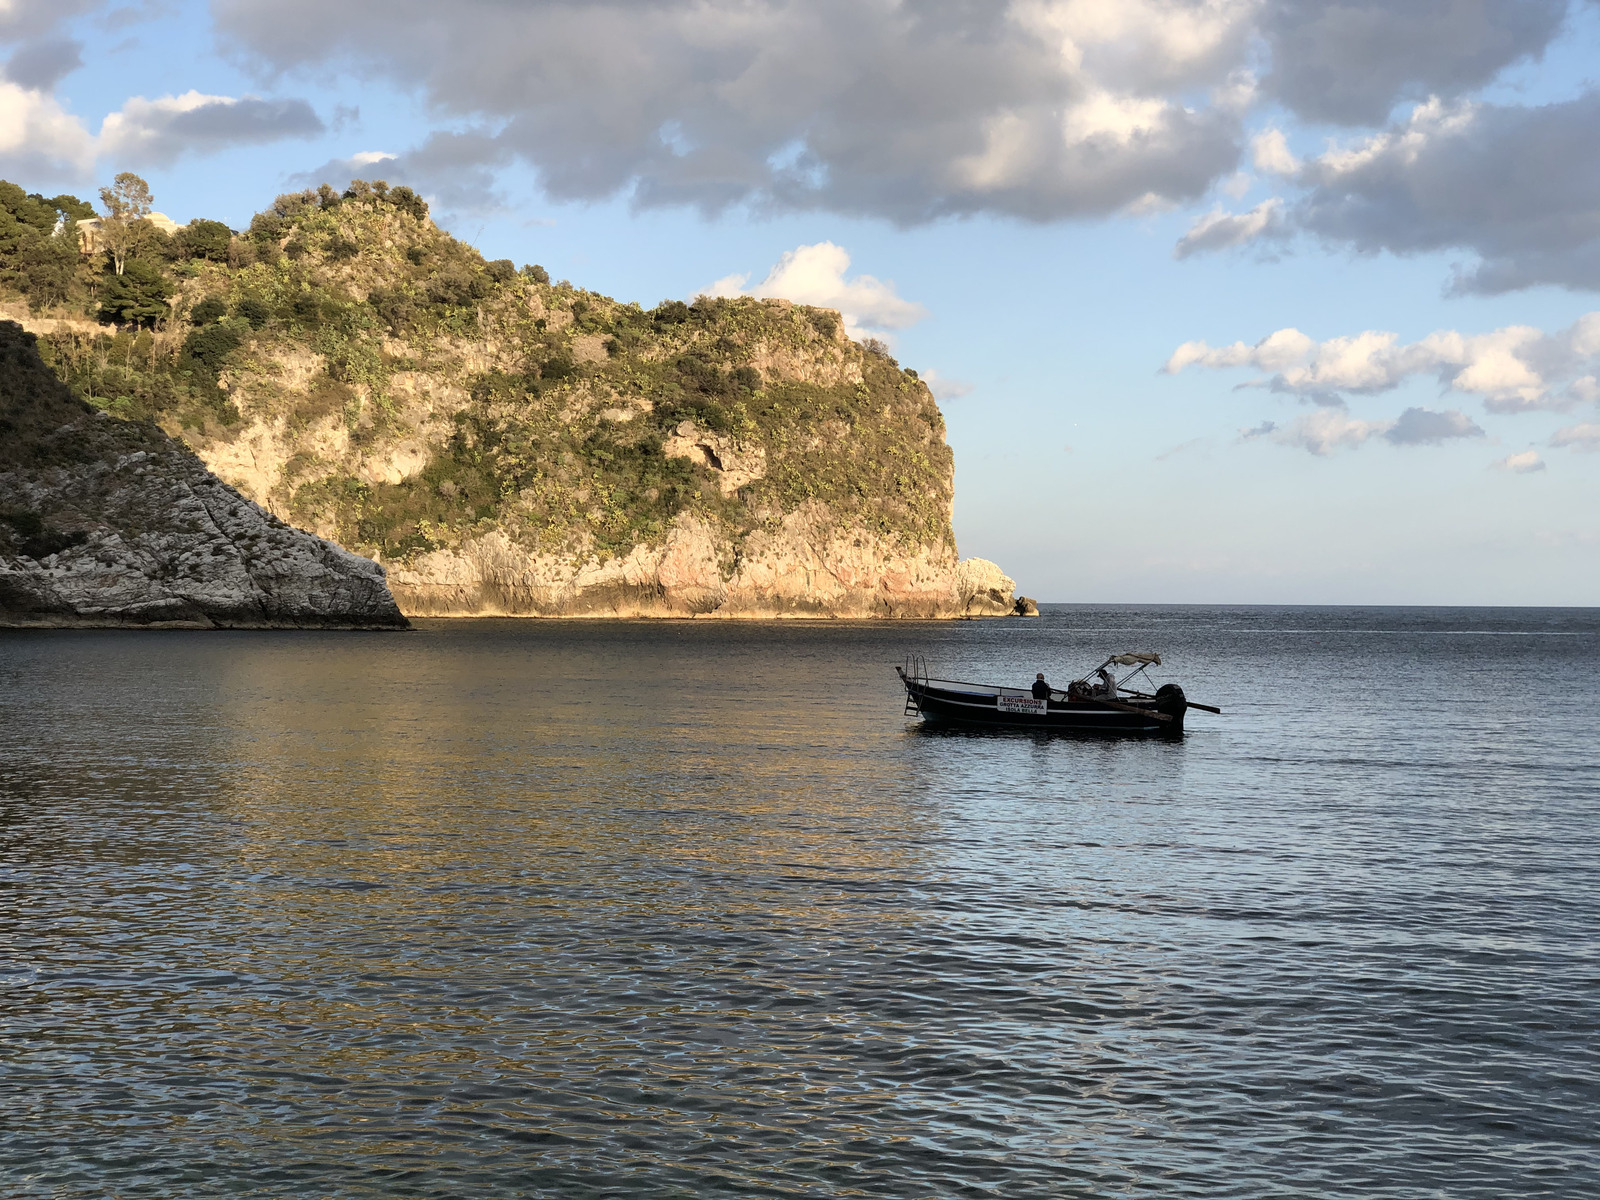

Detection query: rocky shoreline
xmin=0 ymin=322 xmax=408 ymax=630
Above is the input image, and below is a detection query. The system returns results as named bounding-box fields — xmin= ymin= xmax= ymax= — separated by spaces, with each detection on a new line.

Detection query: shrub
xmin=425 ymin=266 xmax=484 ymax=306
xmin=327 ymin=234 xmax=360 ymax=260
xmin=5 ymin=230 xmax=78 ymax=308
xmin=367 ymin=286 xmax=415 ymax=333
xmin=97 ymin=259 xmax=172 ymax=326
xmin=272 ymin=190 xmax=316 ymax=218
xmin=0 ymin=509 xmax=87 ymax=560
xmin=388 ymin=186 xmax=429 ymax=222
xmin=652 ymin=299 xmax=690 ymax=324
xmin=536 ymin=351 xmax=577 ymax=384
xmin=235 ymin=297 xmax=272 ymax=329
xmin=486 ymin=258 xmax=515 ymax=283
xmin=523 ymin=264 xmax=550 ymax=284
xmin=248 ymin=212 xmax=284 ymax=243
xmin=182 ymin=323 xmax=243 ymax=374
xmin=182 ymin=219 xmax=232 ymax=261
xmin=190 ymin=296 xmax=227 ymax=325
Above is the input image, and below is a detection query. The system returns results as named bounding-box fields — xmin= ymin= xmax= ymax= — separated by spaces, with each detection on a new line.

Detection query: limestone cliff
xmin=0 ymin=322 xmax=406 ymax=629
xmin=9 ymin=178 xmax=1019 ymax=618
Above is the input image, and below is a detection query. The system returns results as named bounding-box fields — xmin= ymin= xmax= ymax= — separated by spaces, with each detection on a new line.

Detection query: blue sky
xmin=5 ymin=0 xmax=1598 ymax=604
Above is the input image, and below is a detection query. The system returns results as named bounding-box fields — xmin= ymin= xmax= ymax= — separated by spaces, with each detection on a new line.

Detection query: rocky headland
xmin=0 ymin=321 xmax=406 ymax=629
xmin=2 ymin=176 xmax=1025 ymax=619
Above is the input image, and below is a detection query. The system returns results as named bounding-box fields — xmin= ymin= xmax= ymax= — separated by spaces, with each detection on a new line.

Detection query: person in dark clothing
xmin=1031 ymin=672 xmax=1051 ymax=700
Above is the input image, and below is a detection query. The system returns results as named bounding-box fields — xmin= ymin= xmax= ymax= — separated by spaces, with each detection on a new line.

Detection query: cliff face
xmin=15 ymin=180 xmax=1018 ymax=618
xmin=0 ymin=322 xmax=406 ymax=629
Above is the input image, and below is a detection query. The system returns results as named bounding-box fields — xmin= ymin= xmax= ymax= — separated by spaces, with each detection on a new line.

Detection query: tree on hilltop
xmin=98 ymin=172 xmax=153 ymax=276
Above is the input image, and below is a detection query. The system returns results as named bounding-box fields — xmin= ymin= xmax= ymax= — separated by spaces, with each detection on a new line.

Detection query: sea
xmin=2 ymin=605 xmax=1597 ymax=1199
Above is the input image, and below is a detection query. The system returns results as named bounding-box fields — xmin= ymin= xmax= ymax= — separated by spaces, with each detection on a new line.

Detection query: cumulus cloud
xmin=1550 ymin=423 xmax=1600 ymax=451
xmin=1175 ymin=198 xmax=1285 ymax=258
xmin=99 ymin=90 xmax=324 ymax=166
xmin=16 ymin=0 xmax=1598 ymax=310
xmin=703 ymin=242 xmax=927 ymax=339
xmin=1293 ymin=92 xmax=1600 ymax=293
xmin=1250 ymin=127 xmax=1300 ymax=176
xmin=290 ymin=130 xmax=512 ymax=217
xmin=1259 ymin=0 xmax=1568 ymax=125
xmin=195 ymin=0 xmax=1600 ymax=291
xmin=920 ymin=368 xmax=974 ymax=401
xmin=1167 ymin=313 xmax=1600 ymax=411
xmin=209 ymin=0 xmax=1267 ymax=221
xmin=1383 ymin=406 xmax=1484 ymax=445
xmin=1494 ymin=449 xmax=1546 ymax=473
xmin=1243 ymin=410 xmax=1392 ymax=455
xmin=0 ymin=79 xmax=94 ymax=178
xmin=1241 ymin=405 xmax=1483 ymax=455
xmin=0 ymin=0 xmax=101 ymax=42
xmin=3 ymin=35 xmax=82 ymax=89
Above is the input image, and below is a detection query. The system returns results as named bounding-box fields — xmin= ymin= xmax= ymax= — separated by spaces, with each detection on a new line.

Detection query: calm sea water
xmin=2 ymin=606 xmax=1598 ymax=1198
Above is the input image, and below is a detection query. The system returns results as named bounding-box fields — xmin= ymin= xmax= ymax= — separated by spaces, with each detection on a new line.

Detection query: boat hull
xmin=900 ymin=675 xmax=1185 ymax=736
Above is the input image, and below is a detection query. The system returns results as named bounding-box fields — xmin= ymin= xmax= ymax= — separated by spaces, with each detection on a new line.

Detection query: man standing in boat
xmin=1032 ymin=673 xmax=1051 ymax=700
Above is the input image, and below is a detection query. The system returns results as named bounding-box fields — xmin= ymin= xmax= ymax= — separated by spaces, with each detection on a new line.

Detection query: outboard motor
xmin=1154 ymin=682 xmax=1188 ymax=729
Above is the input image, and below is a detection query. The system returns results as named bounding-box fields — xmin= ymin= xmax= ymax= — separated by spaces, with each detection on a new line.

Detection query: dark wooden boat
xmin=897 ymin=653 xmax=1218 ymax=736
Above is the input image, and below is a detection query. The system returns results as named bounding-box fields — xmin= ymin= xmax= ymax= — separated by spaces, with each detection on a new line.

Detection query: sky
xmin=3 ymin=0 xmax=1598 ymax=605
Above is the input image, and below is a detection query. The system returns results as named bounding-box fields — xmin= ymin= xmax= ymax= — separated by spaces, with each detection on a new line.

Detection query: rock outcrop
xmin=8 ymin=177 xmax=1023 ymax=619
xmin=384 ymin=511 xmax=1015 ymax=618
xmin=0 ymin=322 xmax=407 ymax=629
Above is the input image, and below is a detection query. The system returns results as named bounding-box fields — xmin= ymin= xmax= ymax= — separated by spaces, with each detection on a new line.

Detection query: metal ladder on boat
xmin=902 ymin=654 xmax=928 ymax=716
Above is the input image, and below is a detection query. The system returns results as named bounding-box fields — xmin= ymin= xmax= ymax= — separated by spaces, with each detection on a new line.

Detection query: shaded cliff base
xmin=0 ymin=321 xmax=407 ymax=630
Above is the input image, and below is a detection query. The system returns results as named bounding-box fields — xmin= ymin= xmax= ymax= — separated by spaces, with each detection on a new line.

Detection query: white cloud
xmin=1250 ymin=127 xmax=1299 ymax=176
xmin=289 ymin=130 xmax=512 ymax=217
xmin=1384 ymin=406 xmax=1484 ymax=445
xmin=1243 ymin=410 xmax=1391 ymax=455
xmin=0 ymin=0 xmax=101 ymax=41
xmin=1260 ymin=0 xmax=1567 ymax=126
xmin=920 ymin=368 xmax=974 ymax=401
xmin=1494 ymin=450 xmax=1546 ymax=473
xmin=99 ymin=90 xmax=323 ymax=166
xmin=703 ymin=242 xmax=928 ymax=340
xmin=1240 ymin=405 xmax=1483 ymax=455
xmin=181 ymin=0 xmax=1595 ymax=289
xmin=1174 ymin=197 xmax=1284 ymax=258
xmin=1167 ymin=313 xmax=1600 ymax=411
xmin=0 ymin=78 xmax=94 ymax=177
xmin=1295 ymin=91 xmax=1600 ymax=293
xmin=212 ymin=0 xmax=1258 ymax=221
xmin=3 ymin=34 xmax=83 ymax=90
xmin=1550 ymin=423 xmax=1600 ymax=452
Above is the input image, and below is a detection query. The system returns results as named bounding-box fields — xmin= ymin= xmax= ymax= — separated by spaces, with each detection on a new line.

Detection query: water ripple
xmin=1 ymin=607 xmax=1597 ymax=1198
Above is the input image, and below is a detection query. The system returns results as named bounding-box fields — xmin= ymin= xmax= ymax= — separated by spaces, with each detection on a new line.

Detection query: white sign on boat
xmin=996 ymin=696 xmax=1048 ymax=715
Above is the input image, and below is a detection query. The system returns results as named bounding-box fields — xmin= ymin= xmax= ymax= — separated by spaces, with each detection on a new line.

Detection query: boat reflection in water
xmin=898 ymin=651 xmax=1221 ymax=737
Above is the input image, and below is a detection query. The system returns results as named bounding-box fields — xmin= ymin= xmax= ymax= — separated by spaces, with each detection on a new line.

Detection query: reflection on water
xmin=2 ymin=608 xmax=1598 ymax=1198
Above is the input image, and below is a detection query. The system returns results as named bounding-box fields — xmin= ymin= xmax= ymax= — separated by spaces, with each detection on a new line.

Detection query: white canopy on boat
xmin=1110 ymin=652 xmax=1161 ymax=666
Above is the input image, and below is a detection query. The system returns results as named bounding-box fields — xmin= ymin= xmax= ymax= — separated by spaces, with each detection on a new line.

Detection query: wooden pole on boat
xmin=1096 ymin=698 xmax=1173 ymax=723
xmin=1120 ymin=689 xmax=1223 ymax=715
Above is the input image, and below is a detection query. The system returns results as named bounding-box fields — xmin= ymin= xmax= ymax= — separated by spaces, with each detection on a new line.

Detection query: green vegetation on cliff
xmin=0 ymin=176 xmax=954 ymax=571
